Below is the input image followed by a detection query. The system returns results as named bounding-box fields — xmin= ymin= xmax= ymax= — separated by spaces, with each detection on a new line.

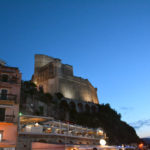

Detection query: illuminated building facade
xmin=32 ymin=54 xmax=99 ymax=104
xmin=17 ymin=115 xmax=106 ymax=150
xmin=0 ymin=61 xmax=21 ymax=149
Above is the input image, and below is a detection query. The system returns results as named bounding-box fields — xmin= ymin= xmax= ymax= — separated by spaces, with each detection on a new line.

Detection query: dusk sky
xmin=0 ymin=0 xmax=150 ymax=138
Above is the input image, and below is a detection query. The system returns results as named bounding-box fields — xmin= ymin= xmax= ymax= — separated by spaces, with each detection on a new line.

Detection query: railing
xmin=19 ymin=116 xmax=105 ymax=141
xmin=19 ymin=125 xmax=103 ymax=140
xmin=0 ymin=77 xmax=18 ymax=84
xmin=19 ymin=130 xmax=101 ymax=140
xmin=0 ymin=94 xmax=17 ymax=104
xmin=5 ymin=115 xmax=15 ymax=122
xmin=0 ymin=115 xmax=15 ymax=122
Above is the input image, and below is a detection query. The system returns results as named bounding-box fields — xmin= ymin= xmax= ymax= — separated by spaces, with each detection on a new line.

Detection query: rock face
xmin=32 ymin=54 xmax=99 ymax=104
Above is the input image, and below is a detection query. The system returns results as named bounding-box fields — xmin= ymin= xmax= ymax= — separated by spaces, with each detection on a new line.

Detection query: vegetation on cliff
xmin=68 ymin=104 xmax=139 ymax=145
xmin=20 ymin=81 xmax=140 ymax=145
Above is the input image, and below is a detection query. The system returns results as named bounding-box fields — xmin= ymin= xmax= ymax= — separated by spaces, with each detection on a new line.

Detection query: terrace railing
xmin=5 ymin=115 xmax=15 ymax=122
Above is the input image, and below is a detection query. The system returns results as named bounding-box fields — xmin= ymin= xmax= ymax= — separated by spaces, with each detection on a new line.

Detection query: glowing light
xmin=97 ymin=129 xmax=103 ymax=135
xmin=100 ymin=139 xmax=106 ymax=146
xmin=138 ymin=143 xmax=144 ymax=149
xmin=35 ymin=123 xmax=39 ymax=126
xmin=71 ymin=148 xmax=78 ymax=150
xmin=19 ymin=112 xmax=23 ymax=116
xmin=26 ymin=125 xmax=31 ymax=129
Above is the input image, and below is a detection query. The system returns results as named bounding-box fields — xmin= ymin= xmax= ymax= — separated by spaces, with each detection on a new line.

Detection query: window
xmin=2 ymin=74 xmax=9 ymax=82
xmin=0 ymin=108 xmax=5 ymax=121
xmin=1 ymin=89 xmax=8 ymax=100
xmin=58 ymin=140 xmax=62 ymax=143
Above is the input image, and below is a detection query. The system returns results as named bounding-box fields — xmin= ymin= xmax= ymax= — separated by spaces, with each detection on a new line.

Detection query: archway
xmin=91 ymin=105 xmax=96 ymax=113
xmin=59 ymin=100 xmax=69 ymax=111
xmin=85 ymin=104 xmax=90 ymax=113
xmin=69 ymin=101 xmax=76 ymax=111
xmin=78 ymin=103 xmax=83 ymax=112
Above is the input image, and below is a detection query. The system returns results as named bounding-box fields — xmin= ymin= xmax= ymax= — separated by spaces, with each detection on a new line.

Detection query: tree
xmin=55 ymin=92 xmax=64 ymax=100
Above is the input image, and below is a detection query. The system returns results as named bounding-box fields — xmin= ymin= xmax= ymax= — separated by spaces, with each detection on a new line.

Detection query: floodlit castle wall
xmin=33 ymin=54 xmax=99 ymax=104
xmin=58 ymin=76 xmax=98 ymax=103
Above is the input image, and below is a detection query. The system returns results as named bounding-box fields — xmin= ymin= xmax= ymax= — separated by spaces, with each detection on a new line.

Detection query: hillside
xmin=142 ymin=138 xmax=150 ymax=144
xmin=20 ymin=81 xmax=140 ymax=145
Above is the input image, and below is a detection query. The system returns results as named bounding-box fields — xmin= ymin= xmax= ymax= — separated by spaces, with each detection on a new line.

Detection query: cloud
xmin=130 ymin=119 xmax=150 ymax=130
xmin=119 ymin=107 xmax=134 ymax=111
xmin=119 ymin=107 xmax=134 ymax=116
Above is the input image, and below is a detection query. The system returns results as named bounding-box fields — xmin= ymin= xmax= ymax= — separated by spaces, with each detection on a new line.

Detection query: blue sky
xmin=0 ymin=0 xmax=150 ymax=138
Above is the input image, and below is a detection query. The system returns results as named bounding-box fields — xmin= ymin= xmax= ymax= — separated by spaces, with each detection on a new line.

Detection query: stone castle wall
xmin=59 ymin=76 xmax=98 ymax=103
xmin=33 ymin=54 xmax=99 ymax=104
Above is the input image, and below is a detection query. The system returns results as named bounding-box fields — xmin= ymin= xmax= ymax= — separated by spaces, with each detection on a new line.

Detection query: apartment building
xmin=0 ymin=61 xmax=21 ymax=149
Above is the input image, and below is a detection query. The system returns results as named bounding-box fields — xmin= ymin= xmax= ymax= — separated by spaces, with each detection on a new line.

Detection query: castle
xmin=32 ymin=54 xmax=99 ymax=104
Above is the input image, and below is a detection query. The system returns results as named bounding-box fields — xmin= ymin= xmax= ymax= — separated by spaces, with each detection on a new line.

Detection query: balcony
xmin=19 ymin=116 xmax=105 ymax=140
xmin=0 ymin=94 xmax=17 ymax=105
xmin=5 ymin=115 xmax=15 ymax=122
xmin=0 ymin=75 xmax=18 ymax=84
xmin=0 ymin=115 xmax=15 ymax=123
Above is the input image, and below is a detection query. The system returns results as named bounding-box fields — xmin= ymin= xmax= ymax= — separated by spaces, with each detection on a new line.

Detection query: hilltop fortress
xmin=32 ymin=54 xmax=99 ymax=104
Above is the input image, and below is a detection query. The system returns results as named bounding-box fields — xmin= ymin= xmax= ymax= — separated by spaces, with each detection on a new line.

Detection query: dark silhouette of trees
xmin=38 ymin=93 xmax=53 ymax=104
xmin=55 ymin=92 xmax=64 ymax=99
xmin=69 ymin=103 xmax=139 ymax=144
xmin=21 ymin=80 xmax=37 ymax=95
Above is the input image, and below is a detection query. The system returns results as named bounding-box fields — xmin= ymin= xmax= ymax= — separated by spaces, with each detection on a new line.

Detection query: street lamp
xmin=100 ymin=139 xmax=106 ymax=146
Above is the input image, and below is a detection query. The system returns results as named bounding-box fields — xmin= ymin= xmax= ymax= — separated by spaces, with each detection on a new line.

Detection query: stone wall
xmin=59 ymin=77 xmax=98 ymax=103
xmin=33 ymin=54 xmax=99 ymax=104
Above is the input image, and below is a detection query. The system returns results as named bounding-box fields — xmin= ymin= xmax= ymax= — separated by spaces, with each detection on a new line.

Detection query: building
xmin=17 ymin=115 xmax=106 ymax=150
xmin=32 ymin=54 xmax=99 ymax=104
xmin=0 ymin=60 xmax=21 ymax=149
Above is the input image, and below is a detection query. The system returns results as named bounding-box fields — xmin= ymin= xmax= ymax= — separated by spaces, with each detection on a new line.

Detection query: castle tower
xmin=33 ymin=54 xmax=99 ymax=104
